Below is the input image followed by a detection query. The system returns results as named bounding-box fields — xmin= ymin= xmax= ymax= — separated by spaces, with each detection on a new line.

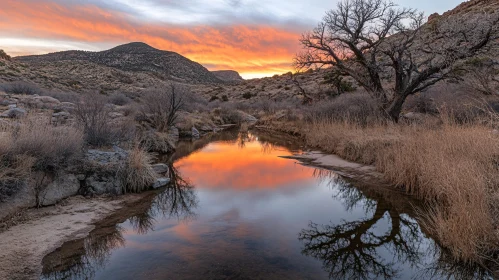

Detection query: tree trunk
xmin=385 ymin=94 xmax=407 ymax=122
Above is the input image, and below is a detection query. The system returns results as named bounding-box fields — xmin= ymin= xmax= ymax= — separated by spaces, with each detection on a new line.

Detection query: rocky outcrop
xmin=211 ymin=70 xmax=244 ymax=82
xmin=39 ymin=173 xmax=80 ymax=206
xmin=0 ymin=107 xmax=25 ymax=118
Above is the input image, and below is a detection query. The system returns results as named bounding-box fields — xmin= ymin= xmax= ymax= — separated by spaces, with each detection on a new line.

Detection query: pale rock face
xmin=0 ymin=107 xmax=26 ymax=118
xmin=192 ymin=127 xmax=200 ymax=138
xmin=39 ymin=173 xmax=80 ymax=206
xmin=152 ymin=178 xmax=170 ymax=189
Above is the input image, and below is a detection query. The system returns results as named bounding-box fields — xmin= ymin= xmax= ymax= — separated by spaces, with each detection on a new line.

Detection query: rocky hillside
xmin=211 ymin=70 xmax=244 ymax=82
xmin=16 ymin=42 xmax=223 ymax=84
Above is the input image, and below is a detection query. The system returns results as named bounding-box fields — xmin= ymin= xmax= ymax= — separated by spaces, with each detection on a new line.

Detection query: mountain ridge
xmin=15 ymin=42 xmax=224 ymax=84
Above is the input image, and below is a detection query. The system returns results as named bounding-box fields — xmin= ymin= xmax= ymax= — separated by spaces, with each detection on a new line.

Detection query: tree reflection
xmin=150 ymin=164 xmax=198 ymax=222
xmin=299 ymin=173 xmax=424 ymax=280
xmin=41 ymin=164 xmax=198 ymax=279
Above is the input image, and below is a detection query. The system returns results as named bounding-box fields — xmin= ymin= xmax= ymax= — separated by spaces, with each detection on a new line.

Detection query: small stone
xmin=192 ymin=127 xmax=200 ymax=139
xmin=152 ymin=178 xmax=170 ymax=189
xmin=151 ymin=163 xmax=169 ymax=175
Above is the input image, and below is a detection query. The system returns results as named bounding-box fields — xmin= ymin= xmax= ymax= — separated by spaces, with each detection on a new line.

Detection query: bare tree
xmin=295 ymin=0 xmax=499 ymax=121
xmin=140 ymin=85 xmax=185 ymax=132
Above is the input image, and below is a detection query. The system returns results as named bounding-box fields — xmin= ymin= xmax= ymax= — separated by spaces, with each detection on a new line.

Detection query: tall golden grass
xmin=304 ymin=117 xmax=499 ymax=261
xmin=119 ymin=147 xmax=157 ymax=193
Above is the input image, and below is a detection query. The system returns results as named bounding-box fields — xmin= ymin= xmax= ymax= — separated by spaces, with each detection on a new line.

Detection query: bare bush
xmin=9 ymin=116 xmax=83 ymax=172
xmin=109 ymin=93 xmax=131 ymax=106
xmin=42 ymin=91 xmax=80 ymax=103
xmin=139 ymin=85 xmax=185 ymax=132
xmin=1 ymin=81 xmax=42 ymax=95
xmin=74 ymin=93 xmax=117 ymax=146
xmin=305 ymin=92 xmax=383 ymax=126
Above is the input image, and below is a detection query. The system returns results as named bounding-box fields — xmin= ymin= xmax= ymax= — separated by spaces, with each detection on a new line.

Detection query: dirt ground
xmin=0 ymin=194 xmax=148 ymax=280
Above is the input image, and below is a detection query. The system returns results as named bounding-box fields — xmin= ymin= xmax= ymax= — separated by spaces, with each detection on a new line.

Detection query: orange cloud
xmin=0 ymin=1 xmax=302 ymax=77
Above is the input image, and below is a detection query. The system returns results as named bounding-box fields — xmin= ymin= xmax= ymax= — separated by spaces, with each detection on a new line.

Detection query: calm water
xmin=40 ymin=131 xmax=494 ymax=280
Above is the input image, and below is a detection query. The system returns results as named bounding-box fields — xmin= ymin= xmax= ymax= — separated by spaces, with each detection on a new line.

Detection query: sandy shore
xmin=0 ymin=194 xmax=148 ymax=280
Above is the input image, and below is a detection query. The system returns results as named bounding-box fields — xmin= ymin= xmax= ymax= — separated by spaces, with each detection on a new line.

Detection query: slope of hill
xmin=211 ymin=70 xmax=244 ymax=82
xmin=16 ymin=42 xmax=223 ymax=84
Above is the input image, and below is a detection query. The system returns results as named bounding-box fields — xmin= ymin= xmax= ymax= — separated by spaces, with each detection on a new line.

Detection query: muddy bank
xmin=0 ymin=194 xmax=152 ymax=280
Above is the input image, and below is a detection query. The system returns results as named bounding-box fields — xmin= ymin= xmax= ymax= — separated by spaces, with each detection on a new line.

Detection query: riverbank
xmin=257 ymin=116 xmax=499 ymax=263
xmin=0 ymin=193 xmax=152 ymax=280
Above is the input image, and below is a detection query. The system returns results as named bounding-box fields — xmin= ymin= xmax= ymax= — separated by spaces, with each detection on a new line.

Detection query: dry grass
xmin=0 ymin=115 xmax=83 ymax=201
xmin=119 ymin=147 xmax=157 ymax=193
xmin=304 ymin=117 xmax=499 ymax=261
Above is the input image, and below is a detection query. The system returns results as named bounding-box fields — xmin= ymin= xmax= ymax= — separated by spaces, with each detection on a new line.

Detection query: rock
xmin=403 ymin=112 xmax=425 ymax=122
xmin=428 ymin=13 xmax=440 ymax=22
xmin=108 ymin=112 xmax=123 ymax=119
xmin=152 ymin=178 xmax=170 ymax=189
xmin=192 ymin=127 xmax=200 ymax=139
xmin=28 ymin=96 xmax=61 ymax=109
xmin=86 ymin=147 xmax=128 ymax=165
xmin=168 ymin=126 xmax=179 ymax=141
xmin=151 ymin=163 xmax=169 ymax=175
xmin=0 ymin=107 xmax=26 ymax=118
xmin=85 ymin=175 xmax=122 ymax=195
xmin=39 ymin=173 xmax=80 ymax=206
xmin=8 ymin=104 xmax=17 ymax=109
xmin=239 ymin=112 xmax=258 ymax=123
xmin=76 ymin=174 xmax=86 ymax=181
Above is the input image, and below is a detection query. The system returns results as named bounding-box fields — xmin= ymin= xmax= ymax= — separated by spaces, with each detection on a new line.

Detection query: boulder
xmin=192 ymin=127 xmax=200 ymax=139
xmin=151 ymin=163 xmax=169 ymax=175
xmin=152 ymin=178 xmax=171 ymax=189
xmin=239 ymin=112 xmax=258 ymax=123
xmin=86 ymin=146 xmax=128 ymax=165
xmin=39 ymin=173 xmax=80 ymax=206
xmin=0 ymin=107 xmax=26 ymax=118
xmin=85 ymin=174 xmax=122 ymax=195
xmin=168 ymin=126 xmax=179 ymax=141
xmin=28 ymin=96 xmax=61 ymax=109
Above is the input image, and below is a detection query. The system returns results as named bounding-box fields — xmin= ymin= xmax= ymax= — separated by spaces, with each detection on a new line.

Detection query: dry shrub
xmin=119 ymin=147 xmax=156 ymax=193
xmin=0 ymin=116 xmax=83 ymax=200
xmin=138 ymin=130 xmax=175 ymax=153
xmin=305 ymin=92 xmax=383 ymax=126
xmin=377 ymin=124 xmax=499 ymax=260
xmin=0 ymin=81 xmax=42 ymax=95
xmin=305 ymin=120 xmax=402 ymax=164
xmin=139 ymin=85 xmax=185 ymax=132
xmin=9 ymin=116 xmax=83 ymax=171
xmin=74 ymin=93 xmax=125 ymax=147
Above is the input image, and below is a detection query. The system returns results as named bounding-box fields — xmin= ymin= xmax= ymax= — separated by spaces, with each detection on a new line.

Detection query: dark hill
xmin=16 ymin=42 xmax=223 ymax=84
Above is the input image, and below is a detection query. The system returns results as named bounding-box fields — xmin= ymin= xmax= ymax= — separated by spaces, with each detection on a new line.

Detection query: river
xmin=40 ymin=130 xmax=494 ymax=280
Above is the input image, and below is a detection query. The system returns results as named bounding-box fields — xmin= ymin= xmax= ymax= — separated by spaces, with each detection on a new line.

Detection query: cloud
xmin=0 ymin=0 xmax=305 ymax=77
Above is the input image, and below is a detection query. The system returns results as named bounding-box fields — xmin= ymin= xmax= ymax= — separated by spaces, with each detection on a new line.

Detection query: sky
xmin=0 ymin=0 xmax=464 ymax=79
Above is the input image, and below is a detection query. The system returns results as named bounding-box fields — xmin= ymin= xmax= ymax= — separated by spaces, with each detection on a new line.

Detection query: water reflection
xmin=41 ymin=166 xmax=198 ymax=280
xmin=300 ymin=171 xmax=495 ymax=280
xmin=40 ymin=131 xmax=496 ymax=280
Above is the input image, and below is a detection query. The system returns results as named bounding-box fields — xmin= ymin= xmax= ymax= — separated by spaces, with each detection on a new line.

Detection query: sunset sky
xmin=1 ymin=0 xmax=463 ymax=79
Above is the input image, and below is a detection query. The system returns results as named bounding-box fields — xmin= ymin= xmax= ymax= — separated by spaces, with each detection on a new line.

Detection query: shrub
xmin=74 ymin=93 xmax=117 ymax=147
xmin=0 ymin=49 xmax=11 ymax=61
xmin=139 ymin=85 xmax=186 ymax=132
xmin=9 ymin=116 xmax=83 ymax=172
xmin=242 ymin=92 xmax=253 ymax=99
xmin=109 ymin=93 xmax=131 ymax=106
xmin=209 ymin=95 xmax=219 ymax=102
xmin=221 ymin=95 xmax=229 ymax=102
xmin=138 ymin=130 xmax=174 ymax=153
xmin=1 ymin=81 xmax=42 ymax=95
xmin=41 ymin=91 xmax=79 ymax=103
xmin=305 ymin=92 xmax=383 ymax=126
xmin=119 ymin=147 xmax=156 ymax=193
